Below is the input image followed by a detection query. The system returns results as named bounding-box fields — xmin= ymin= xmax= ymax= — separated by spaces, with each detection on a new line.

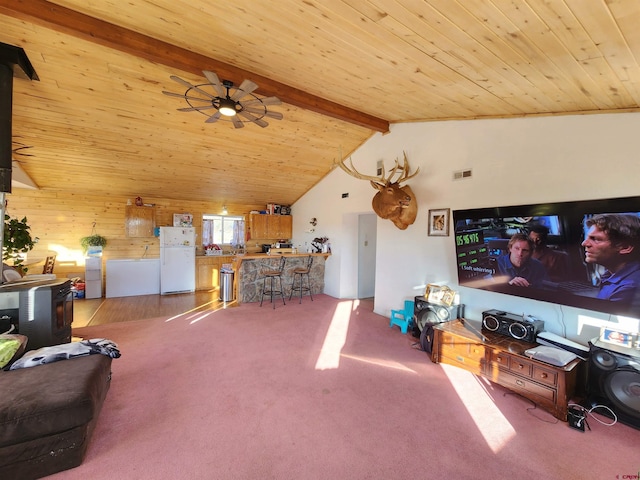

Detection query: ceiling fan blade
xmin=238 ymin=110 xmax=269 ymax=128
xmin=177 ymin=105 xmax=217 ymax=112
xmin=242 ymin=96 xmax=281 ymax=106
xmin=231 ymin=115 xmax=245 ymax=128
xmin=205 ymin=111 xmax=222 ymax=124
xmin=239 ymin=110 xmax=269 ymax=128
xmin=202 ymin=70 xmax=226 ymax=97
xmin=162 ymin=90 xmax=211 ymax=102
xmin=231 ymin=79 xmax=259 ymax=101
xmin=170 ymin=75 xmax=216 ymax=99
xmin=243 ymin=107 xmax=283 ymax=120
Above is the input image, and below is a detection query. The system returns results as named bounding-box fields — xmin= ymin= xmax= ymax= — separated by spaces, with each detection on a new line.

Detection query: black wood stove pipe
xmin=0 ymin=42 xmax=39 ymax=193
xmin=0 ymin=63 xmax=13 ymax=194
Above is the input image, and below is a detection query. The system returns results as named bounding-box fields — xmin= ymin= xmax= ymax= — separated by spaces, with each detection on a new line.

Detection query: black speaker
xmin=481 ymin=309 xmax=544 ymax=343
xmin=585 ymin=344 xmax=640 ymax=429
xmin=413 ymin=296 xmax=464 ymax=353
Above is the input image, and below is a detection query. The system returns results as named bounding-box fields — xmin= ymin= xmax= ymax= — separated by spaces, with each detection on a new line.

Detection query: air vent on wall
xmin=453 ymin=169 xmax=472 ymax=180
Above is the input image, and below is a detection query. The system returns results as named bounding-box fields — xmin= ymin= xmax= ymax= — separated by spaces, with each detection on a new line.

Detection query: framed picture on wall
xmin=173 ymin=213 xmax=193 ymax=227
xmin=428 ymin=208 xmax=450 ymax=236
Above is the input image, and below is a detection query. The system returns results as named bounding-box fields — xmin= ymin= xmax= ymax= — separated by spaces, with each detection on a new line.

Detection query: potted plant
xmin=3 ymin=214 xmax=38 ymax=273
xmin=80 ymin=223 xmax=107 ymax=254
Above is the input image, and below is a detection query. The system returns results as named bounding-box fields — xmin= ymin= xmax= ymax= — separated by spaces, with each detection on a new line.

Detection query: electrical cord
xmin=557 ymin=304 xmax=566 ymax=337
xmin=567 ymin=402 xmax=618 ymax=428
xmin=1 ymin=323 xmax=15 ymax=335
xmin=503 ymin=391 xmax=559 ymax=424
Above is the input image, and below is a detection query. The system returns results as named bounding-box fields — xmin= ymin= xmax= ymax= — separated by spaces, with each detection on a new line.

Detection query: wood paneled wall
xmin=5 ymin=189 xmax=264 ymax=278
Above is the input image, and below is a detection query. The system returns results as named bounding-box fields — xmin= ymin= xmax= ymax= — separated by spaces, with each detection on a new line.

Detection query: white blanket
xmin=9 ymin=338 xmax=120 ymax=370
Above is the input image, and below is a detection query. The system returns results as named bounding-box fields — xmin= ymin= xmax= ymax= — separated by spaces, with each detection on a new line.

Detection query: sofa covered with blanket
xmin=0 ymin=336 xmax=118 ymax=479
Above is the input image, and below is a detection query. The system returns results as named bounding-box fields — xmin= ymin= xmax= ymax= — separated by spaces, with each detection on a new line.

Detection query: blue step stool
xmin=390 ymin=300 xmax=414 ymax=334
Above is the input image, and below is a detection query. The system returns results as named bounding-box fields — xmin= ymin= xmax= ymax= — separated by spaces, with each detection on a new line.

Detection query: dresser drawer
xmin=440 ymin=331 xmax=485 ymax=361
xmin=532 ymin=365 xmax=558 ymax=387
xmin=509 ymin=357 xmax=533 ymax=378
xmin=494 ymin=369 xmax=556 ymax=403
xmin=438 ymin=331 xmax=485 ymax=375
xmin=439 ymin=351 xmax=484 ymax=375
xmin=441 ymin=331 xmax=484 ymax=354
xmin=489 ymin=350 xmax=510 ymax=370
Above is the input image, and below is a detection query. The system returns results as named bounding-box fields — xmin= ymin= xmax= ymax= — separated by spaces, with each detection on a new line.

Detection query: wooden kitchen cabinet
xmin=196 ymin=255 xmax=234 ymax=291
xmin=431 ymin=319 xmax=582 ymax=421
xmin=272 ymin=215 xmax=292 ymax=238
xmin=196 ymin=256 xmax=220 ymax=291
xmin=125 ymin=205 xmax=156 ymax=237
xmin=249 ymin=214 xmax=292 ymax=239
xmin=249 ymin=214 xmax=270 ymax=239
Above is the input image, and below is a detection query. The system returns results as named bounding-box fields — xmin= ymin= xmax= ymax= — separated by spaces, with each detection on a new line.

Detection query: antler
xmin=338 ymin=157 xmax=385 ymax=184
xmin=338 ymin=151 xmax=419 ymax=186
xmin=393 ymin=151 xmax=420 ymax=185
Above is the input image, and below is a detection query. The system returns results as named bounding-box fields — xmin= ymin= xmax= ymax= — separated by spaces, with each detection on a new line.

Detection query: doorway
xmin=357 ymin=214 xmax=377 ymax=298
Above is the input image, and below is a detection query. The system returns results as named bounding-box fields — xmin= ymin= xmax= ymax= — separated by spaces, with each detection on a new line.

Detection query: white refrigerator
xmin=160 ymin=227 xmax=196 ymax=295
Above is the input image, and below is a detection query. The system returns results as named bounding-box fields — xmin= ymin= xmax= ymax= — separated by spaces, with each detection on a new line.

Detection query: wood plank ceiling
xmin=1 ymin=0 xmax=639 ymax=208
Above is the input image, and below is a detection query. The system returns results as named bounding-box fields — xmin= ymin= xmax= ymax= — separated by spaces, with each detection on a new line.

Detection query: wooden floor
xmin=72 ymin=293 xmax=373 ymax=328
xmin=72 ymin=290 xmax=233 ymax=328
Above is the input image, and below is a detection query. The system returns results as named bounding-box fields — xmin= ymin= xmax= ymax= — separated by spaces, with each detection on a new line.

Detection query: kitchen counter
xmin=232 ymin=252 xmax=329 ymax=265
xmin=232 ymin=253 xmax=330 ymax=304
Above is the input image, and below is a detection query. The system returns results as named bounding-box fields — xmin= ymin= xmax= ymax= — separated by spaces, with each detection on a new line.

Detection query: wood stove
xmin=0 ymin=279 xmax=73 ymax=351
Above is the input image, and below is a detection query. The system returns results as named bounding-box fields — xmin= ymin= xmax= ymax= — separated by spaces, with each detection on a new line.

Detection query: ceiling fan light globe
xmin=219 ymin=106 xmax=237 ymax=117
xmin=218 ymin=97 xmax=238 ymax=116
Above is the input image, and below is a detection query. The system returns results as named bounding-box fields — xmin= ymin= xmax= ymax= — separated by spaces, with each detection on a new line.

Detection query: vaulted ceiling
xmin=2 ymin=1 xmax=640 ymax=209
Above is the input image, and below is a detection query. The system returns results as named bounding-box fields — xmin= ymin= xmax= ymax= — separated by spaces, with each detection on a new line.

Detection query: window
xmin=202 ymin=215 xmax=245 ymax=247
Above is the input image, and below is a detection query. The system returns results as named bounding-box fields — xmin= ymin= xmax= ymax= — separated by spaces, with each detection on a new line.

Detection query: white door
xmin=161 ymin=247 xmax=195 ymax=294
xmin=357 ymin=213 xmax=377 ymax=298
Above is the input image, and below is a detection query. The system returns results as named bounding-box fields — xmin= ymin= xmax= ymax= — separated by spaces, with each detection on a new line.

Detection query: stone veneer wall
xmin=237 ymin=255 xmax=326 ymax=303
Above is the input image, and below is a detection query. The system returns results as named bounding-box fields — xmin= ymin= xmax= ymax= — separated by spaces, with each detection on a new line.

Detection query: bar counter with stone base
xmin=232 ymin=253 xmax=329 ymax=304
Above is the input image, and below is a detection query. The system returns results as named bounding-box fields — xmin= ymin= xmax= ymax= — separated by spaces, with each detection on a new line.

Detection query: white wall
xmin=291 ymin=113 xmax=640 ymax=344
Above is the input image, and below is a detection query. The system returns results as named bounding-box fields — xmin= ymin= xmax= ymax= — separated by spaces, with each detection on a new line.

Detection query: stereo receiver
xmin=481 ymin=309 xmax=544 ymax=343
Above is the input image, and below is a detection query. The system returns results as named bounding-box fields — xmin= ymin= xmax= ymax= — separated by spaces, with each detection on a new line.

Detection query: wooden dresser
xmin=431 ymin=319 xmax=582 ymax=421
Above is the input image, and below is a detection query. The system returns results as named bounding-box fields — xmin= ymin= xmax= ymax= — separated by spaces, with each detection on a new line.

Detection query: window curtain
xmin=232 ymin=220 xmax=245 ymax=247
xmin=202 ymin=219 xmax=214 ymax=246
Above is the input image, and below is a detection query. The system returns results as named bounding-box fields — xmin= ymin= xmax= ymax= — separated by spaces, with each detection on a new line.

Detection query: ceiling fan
xmin=162 ymin=70 xmax=283 ymax=128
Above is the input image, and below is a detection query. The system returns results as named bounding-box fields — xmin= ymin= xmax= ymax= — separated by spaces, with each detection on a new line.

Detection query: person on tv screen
xmin=582 ymin=213 xmax=640 ymax=304
xmin=528 ymin=224 xmax=570 ymax=282
xmin=495 ymin=233 xmax=549 ymax=288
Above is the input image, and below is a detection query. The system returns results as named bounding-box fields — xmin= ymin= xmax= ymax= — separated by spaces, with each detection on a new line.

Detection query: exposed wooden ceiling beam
xmin=0 ymin=0 xmax=389 ymax=133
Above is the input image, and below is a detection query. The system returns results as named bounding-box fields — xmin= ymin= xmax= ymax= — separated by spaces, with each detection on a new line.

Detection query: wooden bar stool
xmin=289 ymin=255 xmax=313 ymax=303
xmin=259 ymin=256 xmax=286 ymax=308
xmin=42 ymin=255 xmax=56 ymax=274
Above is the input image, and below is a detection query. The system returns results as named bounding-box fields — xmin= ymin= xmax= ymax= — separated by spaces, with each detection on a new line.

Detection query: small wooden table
xmin=431 ymin=319 xmax=583 ymax=421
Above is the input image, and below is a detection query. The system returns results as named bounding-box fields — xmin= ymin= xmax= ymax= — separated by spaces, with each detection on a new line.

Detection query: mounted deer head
xmin=339 ymin=152 xmax=419 ymax=230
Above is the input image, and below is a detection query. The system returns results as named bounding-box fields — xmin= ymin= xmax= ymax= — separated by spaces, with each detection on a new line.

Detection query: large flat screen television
xmin=452 ymin=196 xmax=640 ymax=318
